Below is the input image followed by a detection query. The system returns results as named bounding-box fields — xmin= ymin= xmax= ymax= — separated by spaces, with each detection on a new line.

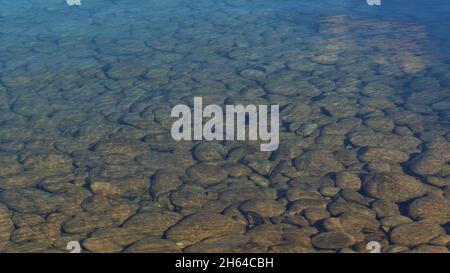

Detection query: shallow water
xmin=0 ymin=0 xmax=449 ymax=253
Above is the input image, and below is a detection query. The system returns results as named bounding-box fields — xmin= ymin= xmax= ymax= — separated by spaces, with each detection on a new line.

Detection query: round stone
xmin=364 ymin=116 xmax=395 ymax=132
xmin=335 ymin=171 xmax=361 ymax=190
xmin=410 ymin=152 xmax=444 ymax=176
xmin=221 ymin=163 xmax=253 ymax=178
xmin=106 ymin=61 xmax=147 ymax=79
xmin=239 ymin=66 xmax=266 ymax=79
xmin=363 ymin=173 xmax=429 ymax=202
xmin=165 ymin=212 xmax=246 ymax=248
xmin=170 ymin=184 xmax=207 ymax=209
xmin=371 ymin=200 xmax=400 ymax=218
xmin=124 ymin=238 xmax=181 ymax=253
xmin=193 ymin=142 xmax=225 ymax=162
xmin=296 ymin=122 xmax=318 ymax=137
xmin=311 ymin=231 xmax=355 ymax=249
xmin=288 ymin=199 xmax=328 ymax=215
xmin=390 ymin=221 xmax=445 ymax=247
xmin=122 ymin=211 xmax=182 ymax=237
xmin=0 ymin=205 xmax=13 ymax=241
xmin=294 ymin=150 xmax=344 ymax=176
xmin=186 ymin=163 xmax=228 ymax=186
xmin=240 ymin=198 xmax=285 ymax=218
xmin=150 ymin=171 xmax=183 ymax=198
xmin=410 ymin=245 xmax=450 ymax=253
xmin=408 ymin=195 xmax=450 ymax=224
xmin=0 ymin=189 xmax=59 ymax=215
xmin=359 ymin=148 xmax=409 ymax=163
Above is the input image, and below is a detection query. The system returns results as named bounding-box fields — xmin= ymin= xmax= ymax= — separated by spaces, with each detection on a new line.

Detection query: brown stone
xmin=363 ymin=173 xmax=429 ymax=202
xmin=390 ymin=221 xmax=445 ymax=247
xmin=165 ymin=213 xmax=246 ymax=248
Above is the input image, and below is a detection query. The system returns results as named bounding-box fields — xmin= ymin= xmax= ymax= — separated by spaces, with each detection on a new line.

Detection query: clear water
xmin=0 ymin=0 xmax=449 ymax=253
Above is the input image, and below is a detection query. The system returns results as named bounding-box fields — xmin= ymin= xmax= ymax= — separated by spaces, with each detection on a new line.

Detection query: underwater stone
xmin=294 ymin=150 xmax=344 ymax=176
xmin=408 ymin=195 xmax=450 ymax=224
xmin=0 ymin=205 xmax=13 ymax=242
xmin=186 ymin=163 xmax=228 ymax=186
xmin=0 ymin=189 xmax=60 ymax=215
xmin=124 ymin=238 xmax=182 ymax=253
xmin=311 ymin=231 xmax=355 ymax=249
xmin=106 ymin=61 xmax=147 ymax=79
xmin=390 ymin=221 xmax=445 ymax=247
xmin=122 ymin=211 xmax=182 ymax=237
xmin=165 ymin=212 xmax=246 ymax=248
xmin=239 ymin=198 xmax=285 ymax=218
xmin=409 ymin=151 xmax=445 ymax=176
xmin=170 ymin=184 xmax=207 ymax=209
xmin=363 ymin=173 xmax=429 ymax=202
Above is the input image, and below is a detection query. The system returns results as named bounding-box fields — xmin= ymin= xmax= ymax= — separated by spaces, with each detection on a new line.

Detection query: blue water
xmin=0 ymin=0 xmax=449 ymax=253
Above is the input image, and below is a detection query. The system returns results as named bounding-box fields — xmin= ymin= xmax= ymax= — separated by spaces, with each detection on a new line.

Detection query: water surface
xmin=0 ymin=0 xmax=449 ymax=253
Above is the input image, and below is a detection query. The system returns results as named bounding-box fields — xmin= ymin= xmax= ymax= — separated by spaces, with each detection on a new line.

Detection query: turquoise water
xmin=0 ymin=0 xmax=449 ymax=253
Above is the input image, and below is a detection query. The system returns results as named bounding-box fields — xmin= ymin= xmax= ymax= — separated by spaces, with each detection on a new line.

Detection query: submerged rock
xmin=186 ymin=163 xmax=228 ymax=186
xmin=296 ymin=122 xmax=318 ymax=137
xmin=22 ymin=153 xmax=73 ymax=174
xmin=0 ymin=189 xmax=60 ymax=215
xmin=408 ymin=195 xmax=450 ymax=224
xmin=123 ymin=211 xmax=182 ymax=237
xmin=239 ymin=198 xmax=285 ymax=218
xmin=82 ymin=228 xmax=145 ymax=253
xmin=350 ymin=133 xmax=421 ymax=150
xmin=11 ymin=222 xmax=60 ymax=245
xmin=294 ymin=150 xmax=344 ymax=176
xmin=165 ymin=213 xmax=246 ymax=248
xmin=124 ymin=238 xmax=182 ymax=253
xmin=0 ymin=205 xmax=13 ymax=243
xmin=359 ymin=148 xmax=410 ymax=163
xmin=311 ymin=231 xmax=355 ymax=249
xmin=409 ymin=151 xmax=445 ymax=176
xmin=106 ymin=61 xmax=147 ymax=79
xmin=170 ymin=184 xmax=207 ymax=209
xmin=390 ymin=221 xmax=445 ymax=247
xmin=363 ymin=173 xmax=429 ymax=202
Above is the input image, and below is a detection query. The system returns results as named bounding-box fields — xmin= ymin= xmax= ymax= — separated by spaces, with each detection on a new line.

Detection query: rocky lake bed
xmin=0 ymin=0 xmax=449 ymax=253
